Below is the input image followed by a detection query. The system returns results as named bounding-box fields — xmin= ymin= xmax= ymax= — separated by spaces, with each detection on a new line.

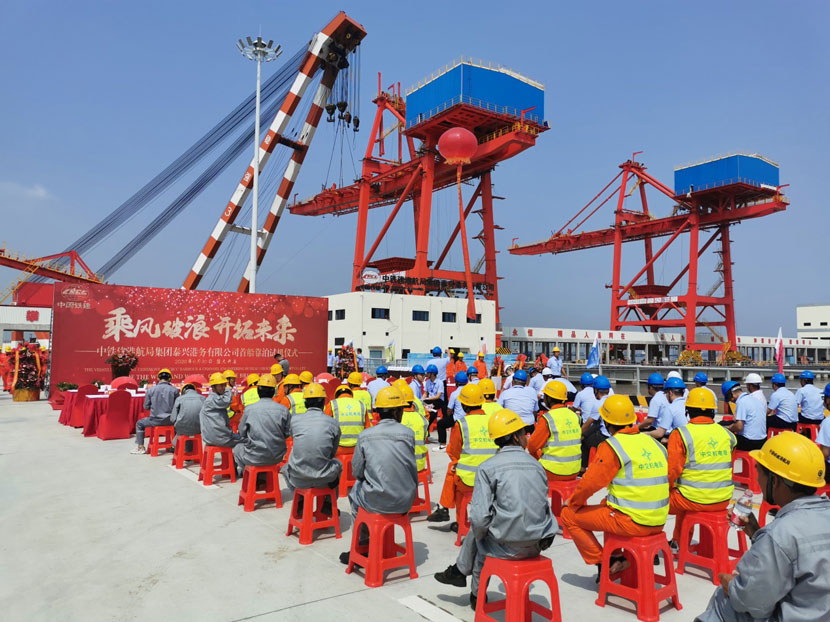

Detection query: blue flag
xmin=587 ymin=333 xmax=600 ymax=369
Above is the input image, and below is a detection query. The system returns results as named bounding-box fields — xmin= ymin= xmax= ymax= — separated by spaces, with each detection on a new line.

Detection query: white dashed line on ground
xmin=397 ymin=595 xmax=462 ymax=622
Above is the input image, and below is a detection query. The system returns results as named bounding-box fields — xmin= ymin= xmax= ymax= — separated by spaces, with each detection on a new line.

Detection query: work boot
xmin=434 ymin=564 xmax=467 ymax=588
xmin=450 ymin=521 xmax=459 ymax=533
xmin=130 ymin=445 xmax=146 ymax=455
xmin=339 ymin=551 xmax=362 ymax=568
xmin=469 ymin=593 xmax=477 ymax=611
xmin=427 ymin=505 xmax=450 ymax=522
xmin=668 ymin=540 xmax=679 ymax=555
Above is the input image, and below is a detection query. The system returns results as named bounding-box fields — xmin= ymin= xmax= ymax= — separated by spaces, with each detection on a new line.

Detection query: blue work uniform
xmin=735 ymin=393 xmax=767 ymax=440
xmin=768 ymin=387 xmax=798 ymax=424
xmin=425 ymin=377 xmax=444 ymax=400
xmin=795 ymin=384 xmax=824 ymax=421
xmin=574 ymin=386 xmax=597 ymax=423
xmin=548 ymin=357 xmax=563 ymax=376
xmin=367 ymin=378 xmax=389 ymax=403
xmin=497 ymin=385 xmax=540 ymax=425
xmin=447 ymin=386 xmax=466 ymax=422
xmin=409 ymin=379 xmax=423 ymax=400
xmin=648 ymin=390 xmax=669 ymax=423
xmin=427 ymin=356 xmax=451 ymax=382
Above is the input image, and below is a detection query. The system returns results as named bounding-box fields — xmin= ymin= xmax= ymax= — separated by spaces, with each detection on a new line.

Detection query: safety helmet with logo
xmin=512 ymin=369 xmax=528 ymax=384
xmin=467 ymin=366 xmax=478 ymax=376
xmin=158 ymin=368 xmax=172 ymax=378
xmin=693 ymin=372 xmax=708 ymax=384
xmin=375 ymin=386 xmax=404 ymax=409
xmin=376 ymin=366 xmax=388 ymax=376
xmin=686 ymin=387 xmax=716 ymax=410
xmin=800 ymin=370 xmax=815 ymax=380
xmin=488 ymin=409 xmax=525 ymax=440
xmin=425 ymin=364 xmax=438 ymax=375
xmin=257 ymin=374 xmax=277 ymax=388
xmin=209 ymin=372 xmax=227 ymax=386
xmin=751 ymin=431 xmax=826 ymax=488
xmin=580 ymin=372 xmax=595 ymax=386
xmin=458 ymin=383 xmax=484 ymax=407
xmin=647 ymin=373 xmax=665 ymax=387
xmin=397 ymin=382 xmax=415 ymax=404
xmin=744 ymin=373 xmax=763 ymax=385
xmin=246 ymin=373 xmax=260 ymax=386
xmin=599 ymin=395 xmax=636 ymax=426
xmin=222 ymin=370 xmax=236 ymax=379
xmin=664 ymin=377 xmax=685 ymax=392
xmin=334 ymin=384 xmax=353 ymax=398
xmin=771 ymin=373 xmax=786 ymax=385
xmin=543 ymin=380 xmax=568 ymax=401
xmin=283 ymin=374 xmax=301 ymax=386
xmin=455 ymin=371 xmax=469 ymax=385
xmin=721 ymin=380 xmax=741 ymax=398
xmin=347 ymin=371 xmax=363 ymax=386
xmin=302 ymin=382 xmax=326 ymax=399
xmin=478 ymin=377 xmax=496 ymax=397
xmin=593 ymin=375 xmax=611 ymax=391
xmin=298 ymin=371 xmax=314 ymax=385
xmin=411 ymin=364 xmax=425 ymax=375
xmin=270 ymin=363 xmax=284 ymax=375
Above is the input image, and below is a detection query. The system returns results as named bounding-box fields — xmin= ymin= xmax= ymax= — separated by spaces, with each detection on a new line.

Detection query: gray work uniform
xmin=283 ymin=407 xmax=342 ymax=489
xmin=456 ymin=445 xmax=556 ymax=594
xmin=199 ymin=391 xmax=240 ymax=447
xmin=169 ymin=389 xmax=204 ymax=436
xmin=696 ymin=495 xmax=830 ymax=622
xmin=233 ymin=398 xmax=290 ymax=467
xmin=135 ymin=381 xmax=180 ymax=445
xmin=348 ymin=418 xmax=418 ymax=519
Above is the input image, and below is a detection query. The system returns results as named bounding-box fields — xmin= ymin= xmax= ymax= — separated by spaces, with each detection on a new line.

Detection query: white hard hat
xmin=744 ymin=373 xmax=763 ymax=385
xmin=667 ymin=371 xmax=683 ymax=380
xmin=542 ymin=367 xmax=553 ymax=376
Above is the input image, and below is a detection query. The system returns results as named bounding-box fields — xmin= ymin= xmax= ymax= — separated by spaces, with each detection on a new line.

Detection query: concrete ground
xmin=0 ymin=395 xmax=738 ymax=621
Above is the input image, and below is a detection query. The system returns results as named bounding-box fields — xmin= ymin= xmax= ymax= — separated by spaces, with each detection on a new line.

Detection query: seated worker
xmin=580 ymin=375 xmax=612 ymax=468
xmin=282 ymin=374 xmax=305 ymax=413
xmin=397 ymin=382 xmax=429 ymax=472
xmin=283 ymin=383 xmax=341 ymax=509
xmin=233 ymin=374 xmax=289 ymax=475
xmin=745 ymin=372 xmax=767 ymax=410
xmin=367 ymin=366 xmax=390 ymax=402
xmin=340 ymin=386 xmax=418 ymax=565
xmin=541 ymin=368 xmax=576 ymax=401
xmin=447 ymin=371 xmax=470 ymax=421
xmin=467 ymin=366 xmax=480 ymax=385
xmin=666 ymin=387 xmax=736 ymax=551
xmin=795 ymin=370 xmax=825 ymax=425
xmin=132 ymin=368 xmax=180 ymax=455
xmin=696 ymin=432 xmax=830 ymax=621
xmin=767 ymin=373 xmax=797 ymax=431
xmin=638 ymin=372 xmax=668 ymax=432
xmin=298 ymin=370 xmax=314 ymax=389
xmin=324 ymin=384 xmax=370 ymax=456
xmin=393 ymin=377 xmax=428 ymax=431
xmin=347 ymin=371 xmax=373 ymax=413
xmin=816 ymin=384 xmax=830 ymax=482
xmin=479 ymin=378 xmax=500 ymax=416
xmin=428 ymin=384 xmax=498 ymax=527
xmin=528 ymin=380 xmax=582 ymax=483
xmin=722 ymin=381 xmax=767 ymax=451
xmin=573 ymin=373 xmax=596 ymax=420
xmin=646 ymin=376 xmax=688 ymax=443
xmin=223 ymin=370 xmax=243 ymax=430
xmin=242 ymin=374 xmax=260 ymax=407
xmin=169 ymin=382 xmax=204 ymax=448
xmin=434 ymin=409 xmax=556 ymax=610
xmin=497 ymin=369 xmax=539 ymax=432
xmin=199 ymin=372 xmax=240 ymax=448
xmin=409 ymin=364 xmax=425 ymax=400
xmin=693 ymin=372 xmax=719 ymax=410
xmin=562 ymin=395 xmax=669 ymax=581
xmin=528 ymin=366 xmax=545 ymax=394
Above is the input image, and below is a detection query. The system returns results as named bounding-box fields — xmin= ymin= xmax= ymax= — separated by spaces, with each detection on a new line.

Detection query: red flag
xmin=774 ymin=327 xmax=784 ymax=374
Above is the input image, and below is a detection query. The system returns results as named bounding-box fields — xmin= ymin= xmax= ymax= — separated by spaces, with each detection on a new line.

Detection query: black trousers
xmin=798 ymin=415 xmax=823 ymax=425
xmin=581 ymin=421 xmax=607 ymax=468
xmin=735 ymin=436 xmax=765 ymax=451
xmin=767 ymin=415 xmax=797 ymax=430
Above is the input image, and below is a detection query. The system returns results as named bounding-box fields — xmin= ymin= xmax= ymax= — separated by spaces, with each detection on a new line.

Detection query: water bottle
xmin=730 ymin=489 xmax=754 ymax=529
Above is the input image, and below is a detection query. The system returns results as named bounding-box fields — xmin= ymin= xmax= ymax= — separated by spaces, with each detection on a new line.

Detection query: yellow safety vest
xmin=605 ymin=432 xmax=670 ymax=527
xmin=242 ymin=387 xmax=260 ymax=407
xmin=413 ymin=397 xmax=427 ymax=422
xmin=676 ymin=422 xmax=736 ymax=504
xmin=482 ymin=401 xmax=501 ymax=416
xmin=331 ymin=397 xmax=366 ymax=447
xmin=540 ymin=407 xmax=582 ymax=476
xmin=287 ymin=392 xmax=306 ymax=415
xmin=401 ymin=408 xmax=429 ymax=471
xmin=456 ymin=412 xmax=499 ymax=486
xmin=352 ymin=388 xmax=372 ymax=413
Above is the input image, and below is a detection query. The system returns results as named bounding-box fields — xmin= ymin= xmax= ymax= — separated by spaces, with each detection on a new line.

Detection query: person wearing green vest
xmin=347 ymin=371 xmax=372 ymax=415
xmin=397 ymin=382 xmax=429 ymax=472
xmin=527 ymin=380 xmax=581 ymax=483
xmin=666 ymin=387 xmax=736 ymax=550
xmin=561 ymin=394 xmax=670 ymax=580
xmin=478 ymin=378 xmax=501 ymax=416
xmin=325 ymin=384 xmax=369 ymax=457
xmin=242 ymin=373 xmax=260 ymax=407
xmin=283 ymin=374 xmax=306 ymax=415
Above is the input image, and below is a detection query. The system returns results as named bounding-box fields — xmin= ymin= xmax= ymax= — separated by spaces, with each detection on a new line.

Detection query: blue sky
xmin=1 ymin=0 xmax=827 ymax=336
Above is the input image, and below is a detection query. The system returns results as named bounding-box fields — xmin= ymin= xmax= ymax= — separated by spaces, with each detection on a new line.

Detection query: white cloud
xmin=0 ymin=181 xmax=54 ymax=201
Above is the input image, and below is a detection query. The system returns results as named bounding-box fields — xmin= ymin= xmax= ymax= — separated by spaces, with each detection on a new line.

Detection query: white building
xmin=797 ymin=304 xmax=830 ymax=342
xmin=326 ymin=292 xmax=495 ymax=362
xmin=0 ymin=305 xmax=52 ymax=348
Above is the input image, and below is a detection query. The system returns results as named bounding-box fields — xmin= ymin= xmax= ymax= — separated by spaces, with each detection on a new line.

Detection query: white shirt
xmin=750 ymin=388 xmax=767 ymax=411
xmin=548 ymin=356 xmax=563 ymax=376
xmin=367 ymin=378 xmax=390 ymax=403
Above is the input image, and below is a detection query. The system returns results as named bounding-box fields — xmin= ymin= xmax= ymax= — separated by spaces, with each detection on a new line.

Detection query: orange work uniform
xmin=472 ymin=360 xmax=487 ymax=378
xmin=438 ymin=420 xmax=474 ymax=510
xmin=561 ymin=427 xmax=665 ymax=565
xmin=527 ymin=405 xmax=579 ymax=483
xmin=666 ymin=416 xmax=731 ymax=542
xmin=228 ymin=391 xmax=244 ymax=431
xmin=273 ymin=383 xmax=289 ymax=408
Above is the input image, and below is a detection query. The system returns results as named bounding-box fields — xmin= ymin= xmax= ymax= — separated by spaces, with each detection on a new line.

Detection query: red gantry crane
xmin=509 ymin=154 xmax=788 ymax=350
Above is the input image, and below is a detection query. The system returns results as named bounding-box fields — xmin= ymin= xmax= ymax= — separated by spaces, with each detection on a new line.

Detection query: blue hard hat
xmin=467 ymin=366 xmax=478 ymax=376
xmin=647 ymin=373 xmax=665 ymax=387
xmin=771 ymin=373 xmax=786 ymax=385
xmin=721 ymin=380 xmax=740 ymax=398
xmin=580 ymin=372 xmax=594 ymax=386
xmin=665 ymin=377 xmax=685 ymax=391
xmin=432 ymin=347 xmax=442 ymax=355
xmin=593 ymin=375 xmax=611 ymax=390
xmin=693 ymin=372 xmax=708 ymax=384
xmin=411 ymin=364 xmax=425 ymax=374
xmin=455 ymin=371 xmax=469 ymax=385
xmin=824 ymin=383 xmax=830 ymax=398
xmin=376 ymin=366 xmax=388 ymax=375
xmin=800 ymin=370 xmax=815 ymax=380
xmin=513 ymin=369 xmax=528 ymax=384
xmin=425 ymin=364 xmax=438 ymax=374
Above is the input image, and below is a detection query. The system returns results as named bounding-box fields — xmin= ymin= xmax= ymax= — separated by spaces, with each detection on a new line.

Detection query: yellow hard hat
xmin=209 ymin=372 xmax=227 ymax=386
xmin=302 ymin=382 xmax=326 ymax=399
xmin=457 ymin=352 xmax=465 ymax=359
xmin=478 ymin=378 xmax=496 ymax=396
xmin=222 ymin=369 xmax=236 ymax=379
xmin=257 ymin=373 xmax=277 ymax=388
xmin=552 ymin=347 xmax=561 ymax=353
xmin=488 ymin=408 xmax=525 ymax=440
xmin=599 ymin=395 xmax=636 ymax=426
xmin=348 ymin=371 xmax=364 ymax=386
xmin=299 ymin=370 xmax=314 ymax=384
xmin=375 ymin=386 xmax=404 ymax=409
xmin=458 ymin=383 xmax=484 ymax=407
xmin=397 ymin=382 xmax=415 ymax=403
xmin=477 ymin=352 xmax=484 ymax=357
xmin=158 ymin=368 xmax=172 ymax=377
xmin=271 ymin=363 xmax=284 ymax=375
xmin=181 ymin=383 xmax=196 ymax=392
xmin=284 ymin=374 xmax=300 ymax=386
xmin=246 ymin=373 xmax=260 ymax=386
xmin=686 ymin=387 xmax=716 ymax=410
xmin=334 ymin=384 xmax=353 ymax=397
xmin=543 ymin=380 xmax=568 ymax=401
xmin=751 ymin=431 xmax=826 ymax=488
xmin=392 ymin=378 xmax=408 ymax=389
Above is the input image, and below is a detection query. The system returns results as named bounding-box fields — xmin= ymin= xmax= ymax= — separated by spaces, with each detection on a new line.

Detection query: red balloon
xmin=437 ymin=127 xmax=478 ymax=165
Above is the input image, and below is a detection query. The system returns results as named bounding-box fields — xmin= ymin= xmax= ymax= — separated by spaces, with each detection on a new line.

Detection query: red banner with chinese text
xmin=50 ymin=283 xmax=326 ymax=391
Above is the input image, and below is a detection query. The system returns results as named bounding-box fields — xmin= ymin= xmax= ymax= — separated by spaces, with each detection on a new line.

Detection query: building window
xmin=334 ymin=337 xmax=344 ymax=346
xmin=402 ymin=349 xmax=410 ymax=359
xmin=804 ymin=322 xmax=812 ymax=327
xmin=335 ymin=309 xmax=346 ymax=320
xmin=327 ymin=310 xmax=333 ymax=321
xmin=821 ymin=322 xmax=828 ymax=326
xmin=412 ymin=310 xmax=429 ymax=321
xmin=466 ymin=313 xmax=482 ymax=324
xmin=442 ymin=312 xmax=456 ymax=323
xmin=371 ymin=308 xmax=390 ymax=320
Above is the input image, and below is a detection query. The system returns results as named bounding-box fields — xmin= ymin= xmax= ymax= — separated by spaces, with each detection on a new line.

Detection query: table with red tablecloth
xmin=82 ymin=394 xmax=148 ymax=437
xmin=58 ymin=390 xmax=85 ymax=425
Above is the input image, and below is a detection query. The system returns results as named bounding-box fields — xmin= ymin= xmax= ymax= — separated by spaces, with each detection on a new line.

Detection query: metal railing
xmin=407 ymin=95 xmax=543 ymax=129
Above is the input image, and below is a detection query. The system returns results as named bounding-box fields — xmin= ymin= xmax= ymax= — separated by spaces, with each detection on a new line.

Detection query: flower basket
xmin=13 ymin=388 xmax=40 ymax=402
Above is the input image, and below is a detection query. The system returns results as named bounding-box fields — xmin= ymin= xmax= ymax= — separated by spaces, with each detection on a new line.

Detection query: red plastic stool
xmin=797 ymin=422 xmax=820 ymax=442
xmin=237 ymin=464 xmax=283 ymax=511
xmin=476 ymin=555 xmax=561 ymax=622
xmin=675 ymin=511 xmax=748 ymax=584
xmin=338 ymin=452 xmax=357 ymax=498
xmin=345 ymin=507 xmax=418 ymax=587
xmin=758 ymin=500 xmax=779 ymax=527
xmin=425 ymin=450 xmax=433 ymax=483
xmin=198 ymin=445 xmax=237 ymax=486
xmin=732 ymin=450 xmax=760 ymax=493
xmin=455 ymin=489 xmax=473 ymax=546
xmin=409 ymin=468 xmax=432 ymax=515
xmin=171 ymin=434 xmax=202 ymax=468
xmin=147 ymin=425 xmax=174 ymax=456
xmin=285 ymin=487 xmax=341 ymax=545
xmin=596 ymin=533 xmax=682 ymax=622
xmin=548 ymin=478 xmax=580 ymax=540
xmin=767 ymin=427 xmax=786 ymax=439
